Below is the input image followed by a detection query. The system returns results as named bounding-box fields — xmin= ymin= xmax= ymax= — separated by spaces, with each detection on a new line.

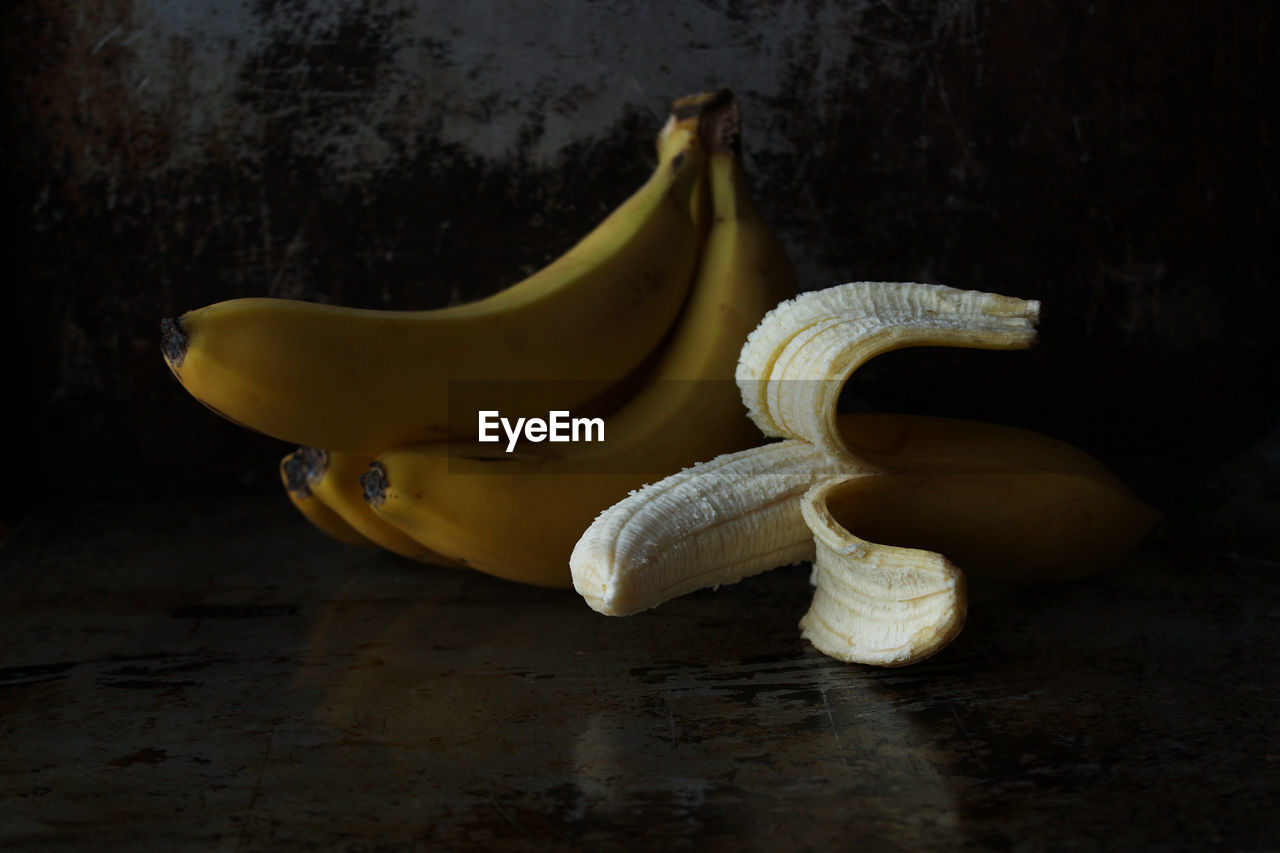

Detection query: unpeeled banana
xmin=571 ymin=282 xmax=1159 ymax=666
xmin=163 ymin=92 xmax=730 ymax=456
xmin=360 ymin=94 xmax=797 ymax=587
xmin=280 ymin=446 xmax=464 ymax=566
xmin=280 ymin=448 xmax=375 ymax=548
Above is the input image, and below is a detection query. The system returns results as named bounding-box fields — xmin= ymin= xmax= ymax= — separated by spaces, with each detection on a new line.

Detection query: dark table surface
xmin=2 ymin=495 xmax=1276 ymax=851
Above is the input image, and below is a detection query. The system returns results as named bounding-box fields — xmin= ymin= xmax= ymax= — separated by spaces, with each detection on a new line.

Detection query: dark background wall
xmin=4 ymin=1 xmax=1276 ymax=547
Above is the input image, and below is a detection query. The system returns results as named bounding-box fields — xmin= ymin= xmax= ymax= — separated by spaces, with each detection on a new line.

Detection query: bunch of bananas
xmin=166 ymin=88 xmax=1159 ymax=665
xmin=163 ymin=90 xmax=797 ymax=587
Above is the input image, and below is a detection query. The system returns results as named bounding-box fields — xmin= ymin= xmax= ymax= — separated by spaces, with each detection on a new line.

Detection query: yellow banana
xmin=361 ymin=95 xmax=798 ymax=588
xmin=162 ymin=92 xmax=729 ymax=456
xmin=280 ymin=447 xmax=376 ymax=548
xmin=282 ymin=446 xmax=463 ymax=567
xmin=814 ymin=460 xmax=1158 ymax=582
xmin=572 ymin=281 xmax=1159 ymax=666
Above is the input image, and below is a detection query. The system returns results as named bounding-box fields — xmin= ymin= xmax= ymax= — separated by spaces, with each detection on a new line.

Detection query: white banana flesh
xmin=736 ymin=282 xmax=1041 ymax=459
xmin=572 ymin=280 xmax=1060 ymax=666
xmin=798 ymin=476 xmax=965 ymax=666
xmin=570 ymin=440 xmax=879 ymax=615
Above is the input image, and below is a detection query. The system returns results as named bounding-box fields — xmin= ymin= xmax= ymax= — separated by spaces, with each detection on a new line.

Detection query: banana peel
xmin=571 ymin=282 xmax=1159 ymax=666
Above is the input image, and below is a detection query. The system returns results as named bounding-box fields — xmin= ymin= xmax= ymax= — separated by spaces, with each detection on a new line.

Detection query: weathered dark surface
xmin=2 ymin=1 xmax=1277 ymax=534
xmin=1 ymin=496 xmax=1276 ymax=850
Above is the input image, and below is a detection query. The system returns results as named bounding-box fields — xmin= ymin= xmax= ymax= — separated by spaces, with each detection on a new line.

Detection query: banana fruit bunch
xmin=571 ymin=282 xmax=1161 ymax=666
xmin=164 ymin=86 xmax=1158 ymax=661
xmin=163 ymin=90 xmax=799 ymax=584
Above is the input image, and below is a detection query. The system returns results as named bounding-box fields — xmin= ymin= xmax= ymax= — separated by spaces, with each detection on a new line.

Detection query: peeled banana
xmin=571 ymin=281 xmax=1159 ymax=666
xmin=360 ymin=93 xmax=798 ymax=588
xmin=163 ymin=92 xmax=729 ymax=456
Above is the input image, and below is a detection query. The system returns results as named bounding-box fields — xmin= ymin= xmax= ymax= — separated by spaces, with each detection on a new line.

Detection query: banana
xmin=162 ymin=91 xmax=731 ymax=456
xmin=799 ymin=475 xmax=966 ymax=666
xmin=568 ymin=412 xmax=1155 ymax=618
xmin=835 ymin=411 xmax=1129 ymax=484
xmin=280 ymin=447 xmax=376 ymax=548
xmin=736 ymin=281 xmax=1043 ymax=462
xmin=570 ymin=437 xmax=871 ymax=615
xmin=815 ymin=463 xmax=1158 ymax=581
xmin=571 ymin=281 xmax=1159 ymax=665
xmin=361 ymin=94 xmax=799 ymax=588
xmin=281 ymin=446 xmax=463 ymax=567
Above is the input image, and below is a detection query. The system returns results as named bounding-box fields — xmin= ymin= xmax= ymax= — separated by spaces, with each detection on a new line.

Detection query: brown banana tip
xmin=283 ymin=447 xmax=328 ymax=496
xmin=281 ymin=450 xmax=311 ymax=497
xmin=303 ymin=447 xmax=328 ymax=480
xmin=671 ymin=88 xmax=735 ymax=121
xmin=361 ymin=461 xmax=389 ymax=507
xmin=697 ymin=90 xmax=741 ymax=155
xmin=160 ymin=316 xmax=187 ymax=367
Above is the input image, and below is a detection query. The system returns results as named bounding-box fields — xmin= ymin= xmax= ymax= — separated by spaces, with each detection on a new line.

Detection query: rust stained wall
xmin=4 ymin=0 xmax=1276 ymax=525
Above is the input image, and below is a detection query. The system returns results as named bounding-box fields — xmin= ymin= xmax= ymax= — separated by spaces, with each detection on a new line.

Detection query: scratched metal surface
xmin=2 ymin=496 xmax=1276 ymax=850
